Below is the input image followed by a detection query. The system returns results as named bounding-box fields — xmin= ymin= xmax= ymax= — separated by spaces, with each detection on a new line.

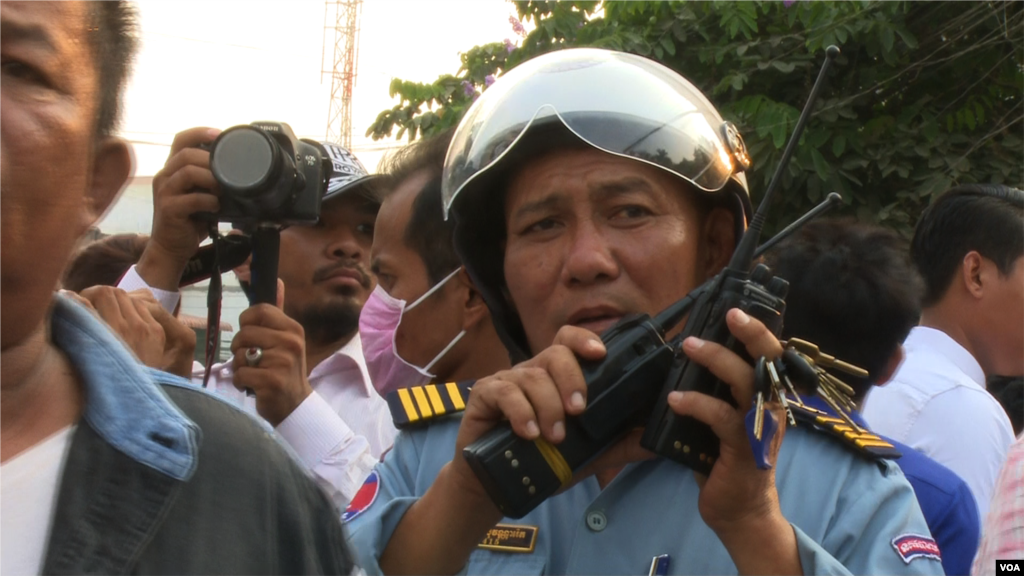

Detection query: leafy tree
xmin=368 ymin=1 xmax=1023 ymax=234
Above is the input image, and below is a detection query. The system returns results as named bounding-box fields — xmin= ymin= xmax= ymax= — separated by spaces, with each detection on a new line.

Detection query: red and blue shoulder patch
xmin=342 ymin=470 xmax=379 ymax=523
xmin=891 ymin=534 xmax=941 ymax=564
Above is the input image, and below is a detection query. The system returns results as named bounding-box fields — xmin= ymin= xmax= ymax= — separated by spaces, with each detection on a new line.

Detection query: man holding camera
xmin=347 ymin=49 xmax=939 ymax=575
xmin=1 ymin=2 xmax=353 ymax=572
xmin=121 ymin=128 xmax=396 ymax=508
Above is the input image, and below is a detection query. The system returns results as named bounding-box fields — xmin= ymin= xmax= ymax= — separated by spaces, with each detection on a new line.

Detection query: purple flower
xmin=783 ymin=0 xmax=797 ymax=6
xmin=461 ymin=80 xmax=475 ymax=97
xmin=504 ymin=38 xmax=516 ymax=53
xmin=485 ymin=74 xmax=496 ymax=87
xmin=509 ymin=15 xmax=526 ymax=36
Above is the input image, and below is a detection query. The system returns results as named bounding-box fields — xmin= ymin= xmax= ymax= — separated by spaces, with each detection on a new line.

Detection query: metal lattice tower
xmin=322 ymin=0 xmax=362 ymax=148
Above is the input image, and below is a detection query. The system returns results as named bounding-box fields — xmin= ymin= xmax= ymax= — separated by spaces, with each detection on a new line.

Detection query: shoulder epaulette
xmin=386 ymin=381 xmax=473 ymax=428
xmin=787 ymin=399 xmax=902 ymax=461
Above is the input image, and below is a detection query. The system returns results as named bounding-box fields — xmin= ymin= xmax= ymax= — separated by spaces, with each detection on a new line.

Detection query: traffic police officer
xmin=347 ymin=48 xmax=941 ymax=575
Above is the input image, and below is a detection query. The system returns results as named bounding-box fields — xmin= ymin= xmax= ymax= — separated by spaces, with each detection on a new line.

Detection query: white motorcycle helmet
xmin=442 ymin=48 xmax=753 ymax=361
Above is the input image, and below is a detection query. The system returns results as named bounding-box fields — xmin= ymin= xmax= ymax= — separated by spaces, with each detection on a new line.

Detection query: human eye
xmin=375 ymin=273 xmax=395 ymax=292
xmin=1 ymin=59 xmax=52 ymax=89
xmin=356 ymin=222 xmax=374 ymax=237
xmin=519 ymin=217 xmax=561 ymax=236
xmin=611 ymin=204 xmax=654 ymax=220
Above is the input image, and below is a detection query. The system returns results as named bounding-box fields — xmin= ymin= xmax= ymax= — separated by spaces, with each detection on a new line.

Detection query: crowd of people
xmin=1 ymin=2 xmax=1021 ymax=575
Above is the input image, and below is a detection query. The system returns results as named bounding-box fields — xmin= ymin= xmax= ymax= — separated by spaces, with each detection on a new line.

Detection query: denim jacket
xmin=40 ymin=294 xmax=354 ymax=574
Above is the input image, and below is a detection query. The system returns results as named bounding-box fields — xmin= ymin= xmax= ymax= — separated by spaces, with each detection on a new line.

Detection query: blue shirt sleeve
xmin=801 ymin=458 xmax=944 ymax=575
xmin=347 ymin=422 xmax=456 ymax=575
xmin=928 ymin=479 xmax=981 ymax=575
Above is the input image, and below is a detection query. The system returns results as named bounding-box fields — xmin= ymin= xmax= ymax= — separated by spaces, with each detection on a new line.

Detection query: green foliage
xmin=368 ymin=1 xmax=1023 ymax=235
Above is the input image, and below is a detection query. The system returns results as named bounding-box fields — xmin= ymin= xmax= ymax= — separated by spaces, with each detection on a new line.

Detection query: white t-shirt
xmin=1 ymin=426 xmax=76 ymax=576
xmin=862 ymin=326 xmax=1015 ymax=521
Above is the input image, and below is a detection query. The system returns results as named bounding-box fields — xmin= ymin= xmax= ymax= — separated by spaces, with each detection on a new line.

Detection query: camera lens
xmin=210 ymin=127 xmax=279 ymax=193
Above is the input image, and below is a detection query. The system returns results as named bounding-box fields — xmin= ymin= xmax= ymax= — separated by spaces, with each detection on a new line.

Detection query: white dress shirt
xmin=118 ymin=265 xmax=397 ymax=510
xmin=119 ymin=265 xmax=181 ymax=312
xmin=863 ymin=326 xmax=1015 ymax=521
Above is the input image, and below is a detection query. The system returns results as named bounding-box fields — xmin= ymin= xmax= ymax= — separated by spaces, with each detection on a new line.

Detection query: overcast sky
xmin=118 ymin=0 xmax=519 ymax=176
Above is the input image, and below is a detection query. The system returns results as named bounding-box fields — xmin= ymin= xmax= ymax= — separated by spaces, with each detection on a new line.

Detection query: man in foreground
xmin=0 ymin=2 xmax=353 ymax=572
xmin=347 ymin=48 xmax=939 ymax=575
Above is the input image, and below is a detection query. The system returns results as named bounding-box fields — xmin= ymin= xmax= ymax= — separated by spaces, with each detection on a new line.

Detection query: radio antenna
xmin=728 ymin=45 xmax=840 ymax=272
xmin=753 ymin=192 xmax=842 ymax=259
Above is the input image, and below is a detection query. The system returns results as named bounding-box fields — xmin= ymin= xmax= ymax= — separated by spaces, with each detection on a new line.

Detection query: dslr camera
xmin=201 ymin=121 xmax=329 ymax=227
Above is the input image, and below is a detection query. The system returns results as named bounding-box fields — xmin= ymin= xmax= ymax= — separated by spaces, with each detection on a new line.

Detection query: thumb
xmin=276 ymin=278 xmax=285 ymax=309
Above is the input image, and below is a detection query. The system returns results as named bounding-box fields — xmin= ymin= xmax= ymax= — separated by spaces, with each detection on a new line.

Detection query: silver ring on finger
xmin=244 ymin=346 xmax=263 ymax=367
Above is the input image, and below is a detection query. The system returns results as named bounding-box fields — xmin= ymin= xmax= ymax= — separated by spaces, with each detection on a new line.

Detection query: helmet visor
xmin=442 ymin=48 xmax=739 ymax=215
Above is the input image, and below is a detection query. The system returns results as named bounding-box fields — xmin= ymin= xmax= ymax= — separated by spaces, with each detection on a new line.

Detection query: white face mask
xmin=359 ymin=268 xmax=466 ymax=396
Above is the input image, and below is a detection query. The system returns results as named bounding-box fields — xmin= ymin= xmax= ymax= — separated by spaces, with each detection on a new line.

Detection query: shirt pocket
xmin=464 ymin=549 xmax=547 ymax=575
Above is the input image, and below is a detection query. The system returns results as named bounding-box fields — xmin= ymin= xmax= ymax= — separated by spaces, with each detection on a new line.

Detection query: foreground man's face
xmin=0 ymin=1 xmax=110 ymax=348
xmin=503 ymin=147 xmax=729 ymax=354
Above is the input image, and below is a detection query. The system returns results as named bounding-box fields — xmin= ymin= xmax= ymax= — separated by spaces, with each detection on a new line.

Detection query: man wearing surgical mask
xmin=361 ymin=130 xmax=510 ymax=396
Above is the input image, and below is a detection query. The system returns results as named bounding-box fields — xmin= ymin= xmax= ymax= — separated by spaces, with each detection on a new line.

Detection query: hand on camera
xmin=230 ymin=280 xmax=313 ymax=427
xmin=136 ymin=127 xmax=221 ymax=291
xmin=68 ymin=287 xmax=196 ymax=378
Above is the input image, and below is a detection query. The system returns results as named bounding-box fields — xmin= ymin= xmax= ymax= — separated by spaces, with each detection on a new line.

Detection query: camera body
xmin=205 ymin=121 xmax=329 ymax=227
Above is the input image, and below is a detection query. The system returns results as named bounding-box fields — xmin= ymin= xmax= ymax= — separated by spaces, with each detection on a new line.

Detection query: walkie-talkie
xmin=463 ymin=294 xmax=703 ymax=518
xmin=462 ymin=46 xmax=842 ymax=518
xmin=641 ymin=46 xmax=840 ymax=473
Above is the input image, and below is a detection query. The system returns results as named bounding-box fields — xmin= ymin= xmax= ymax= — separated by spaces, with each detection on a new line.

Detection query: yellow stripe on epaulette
xmin=387 ymin=381 xmax=473 ymax=428
xmin=787 ymin=398 xmax=902 ymax=461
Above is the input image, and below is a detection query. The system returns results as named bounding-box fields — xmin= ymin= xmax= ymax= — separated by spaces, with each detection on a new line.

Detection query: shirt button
xmin=586 ymin=510 xmax=607 ymax=532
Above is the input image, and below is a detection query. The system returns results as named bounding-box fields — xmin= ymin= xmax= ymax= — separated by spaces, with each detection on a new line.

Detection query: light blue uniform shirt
xmin=348 ymin=415 xmax=943 ymax=575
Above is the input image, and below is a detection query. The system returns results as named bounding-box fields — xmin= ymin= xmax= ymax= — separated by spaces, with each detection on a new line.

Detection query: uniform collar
xmin=904 ymin=326 xmax=986 ymax=388
xmin=308 ymin=333 xmax=374 ymax=397
xmin=49 ymin=293 xmax=200 ymax=481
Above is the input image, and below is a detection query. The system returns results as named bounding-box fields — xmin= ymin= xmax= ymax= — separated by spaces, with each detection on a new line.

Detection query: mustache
xmin=311 ymin=261 xmax=372 ymax=289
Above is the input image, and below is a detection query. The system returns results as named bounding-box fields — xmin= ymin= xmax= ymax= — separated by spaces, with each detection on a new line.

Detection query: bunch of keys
xmin=746 ymin=338 xmax=870 ymax=469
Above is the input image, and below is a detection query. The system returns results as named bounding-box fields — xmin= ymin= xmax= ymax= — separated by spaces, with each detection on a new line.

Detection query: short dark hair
xmin=987 ymin=375 xmax=1023 ymax=437
xmin=375 ymin=129 xmax=461 ymax=285
xmin=765 ymin=219 xmax=923 ymax=401
xmin=86 ymin=1 xmax=138 ymax=136
xmin=62 ymin=233 xmax=149 ymax=292
xmin=912 ymin=184 xmax=1024 ymax=307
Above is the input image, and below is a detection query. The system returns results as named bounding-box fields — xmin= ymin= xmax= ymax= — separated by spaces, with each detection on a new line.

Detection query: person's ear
xmin=961 ymin=251 xmax=985 ymax=299
xmin=876 ymin=345 xmax=906 ymax=386
xmin=701 ymin=206 xmax=735 ymax=278
xmin=457 ymin=268 xmax=491 ymax=331
xmin=82 ymin=137 xmax=133 ymax=229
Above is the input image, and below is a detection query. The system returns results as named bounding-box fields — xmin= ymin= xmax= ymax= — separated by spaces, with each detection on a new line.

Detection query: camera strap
xmin=201 ymin=223 xmax=224 ymax=388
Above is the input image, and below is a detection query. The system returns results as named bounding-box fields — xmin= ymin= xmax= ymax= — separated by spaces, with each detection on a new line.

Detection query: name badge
xmin=478 ymin=523 xmax=539 ymax=553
